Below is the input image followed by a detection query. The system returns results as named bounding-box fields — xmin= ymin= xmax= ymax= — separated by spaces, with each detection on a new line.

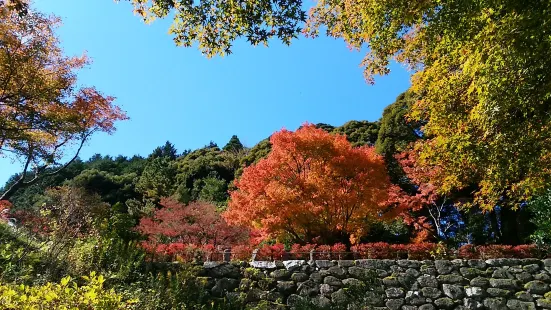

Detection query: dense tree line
xmin=2 ymin=91 xmax=545 ymax=247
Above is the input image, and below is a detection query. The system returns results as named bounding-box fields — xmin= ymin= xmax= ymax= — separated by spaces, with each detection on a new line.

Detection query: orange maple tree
xmin=224 ymin=124 xmax=393 ymax=244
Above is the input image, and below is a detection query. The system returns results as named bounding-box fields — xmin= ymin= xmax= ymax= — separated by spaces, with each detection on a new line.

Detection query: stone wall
xmin=199 ymin=258 xmax=551 ymax=309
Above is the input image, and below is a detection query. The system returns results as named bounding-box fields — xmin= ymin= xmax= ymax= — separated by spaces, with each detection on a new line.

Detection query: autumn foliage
xmin=138 ymin=198 xmax=248 ymax=248
xmin=224 ymin=124 xmax=393 ymax=244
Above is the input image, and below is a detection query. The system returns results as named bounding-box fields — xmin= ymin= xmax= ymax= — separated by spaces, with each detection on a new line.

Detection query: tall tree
xmin=223 ymin=135 xmax=244 ymax=153
xmin=307 ymin=0 xmax=551 ymax=209
xmin=0 ymin=7 xmax=126 ymax=200
xmin=149 ymin=141 xmax=178 ymax=160
xmin=225 ymin=124 xmax=393 ymax=244
xmin=135 ymin=157 xmax=177 ymax=202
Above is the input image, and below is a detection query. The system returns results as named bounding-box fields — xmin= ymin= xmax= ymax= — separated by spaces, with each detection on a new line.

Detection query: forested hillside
xmin=2 ymin=0 xmax=551 ymax=308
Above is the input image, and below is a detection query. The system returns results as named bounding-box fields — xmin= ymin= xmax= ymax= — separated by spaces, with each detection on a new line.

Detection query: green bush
xmin=529 ymin=189 xmax=551 ymax=245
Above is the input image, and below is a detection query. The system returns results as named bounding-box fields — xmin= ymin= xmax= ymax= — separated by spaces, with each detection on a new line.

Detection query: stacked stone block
xmin=199 ymin=258 xmax=551 ymax=309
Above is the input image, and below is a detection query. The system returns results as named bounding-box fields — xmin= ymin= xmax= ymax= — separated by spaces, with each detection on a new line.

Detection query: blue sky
xmin=0 ymin=0 xmax=411 ymax=185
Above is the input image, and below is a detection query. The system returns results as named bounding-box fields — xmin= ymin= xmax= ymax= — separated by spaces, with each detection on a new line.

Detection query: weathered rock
xmin=348 ymin=266 xmax=372 ymax=279
xmin=470 ymin=277 xmax=489 ymax=287
xmin=312 ymin=296 xmax=331 ymax=308
xmin=434 ymin=297 xmax=456 ymax=309
xmin=309 ymin=272 xmax=322 ymax=283
xmin=536 ymin=299 xmax=551 ymax=308
xmin=290 ymin=272 xmax=309 ymax=282
xmin=534 ymin=272 xmax=551 ymax=282
xmin=421 ymin=265 xmax=437 ymax=276
xmin=460 ymin=268 xmax=481 ymax=279
xmin=506 ymin=299 xmax=536 ymax=310
xmin=406 ymin=291 xmax=427 ymax=306
xmin=385 ymin=298 xmax=405 ymax=310
xmin=328 ymin=266 xmax=347 ymax=279
xmin=421 ymin=287 xmax=442 ymax=299
xmin=443 ymin=284 xmax=465 ymax=299
xmin=525 ymin=280 xmax=549 ymax=294
xmin=337 ymin=260 xmax=355 ymax=267
xmin=419 ymin=304 xmax=435 ymax=310
xmin=437 ymin=274 xmax=466 ymax=284
xmin=515 ymin=291 xmax=533 ymax=302
xmin=465 ymin=286 xmax=484 ymax=298
xmin=315 ymin=260 xmax=334 ymax=268
xmin=399 ymin=266 xmax=418 ymax=276
xmin=342 ymin=278 xmax=363 ymax=288
xmin=323 ymin=276 xmax=342 ymax=287
xmin=515 ymin=272 xmax=533 ymax=282
xmin=489 ymin=278 xmax=519 ymax=290
xmin=398 ymin=273 xmax=416 ymax=287
xmin=319 ymin=283 xmax=333 ymax=296
xmin=283 ymin=260 xmax=305 ymax=271
xmin=463 ymin=298 xmax=482 ymax=309
xmin=376 ymin=269 xmax=390 ymax=277
xmin=386 ymin=287 xmax=406 ymax=298
xmin=208 ymin=263 xmax=240 ymax=278
xmin=297 ymin=280 xmax=319 ymax=297
xmin=398 ymin=260 xmax=422 ymax=269
xmin=417 ymin=275 xmax=439 ymax=288
xmin=435 ymin=260 xmax=455 ymax=274
xmin=276 ymin=281 xmax=296 ymax=295
xmin=249 ymin=261 xmax=277 ymax=269
xmin=523 ymin=264 xmax=540 ymax=273
xmin=468 ymin=260 xmax=487 ymax=269
xmin=270 ymin=269 xmax=290 ymax=280
xmin=383 ymin=276 xmax=401 ymax=287
xmin=492 ymin=268 xmax=514 ymax=279
xmin=356 ymin=259 xmax=395 ymax=269
xmin=483 ymin=297 xmax=507 ymax=310
xmin=486 ymin=288 xmax=512 ymax=297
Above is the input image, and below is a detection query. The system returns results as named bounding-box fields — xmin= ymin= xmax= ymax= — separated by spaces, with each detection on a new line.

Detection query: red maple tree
xmin=137 ymin=198 xmax=248 ymax=247
xmin=224 ymin=124 xmax=393 ymax=244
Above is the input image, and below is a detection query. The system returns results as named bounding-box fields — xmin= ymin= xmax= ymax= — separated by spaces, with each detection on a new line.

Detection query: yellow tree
xmin=0 ymin=6 xmax=127 ymax=199
xmin=224 ymin=124 xmax=393 ymax=244
xmin=306 ymin=0 xmax=551 ymax=209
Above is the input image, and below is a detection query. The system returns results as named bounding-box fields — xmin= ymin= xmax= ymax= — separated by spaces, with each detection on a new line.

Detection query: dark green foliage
xmin=332 ymin=120 xmax=380 ymax=147
xmin=235 ymin=139 xmax=272 ymax=178
xmin=175 ymin=145 xmax=238 ymax=205
xmin=150 ymin=141 xmax=178 ymax=160
xmin=223 ymin=135 xmax=244 ymax=153
xmin=136 ymin=157 xmax=178 ymax=202
xmin=529 ymin=191 xmax=551 ymax=245
xmin=314 ymin=123 xmax=336 ymax=132
xmin=375 ymin=92 xmax=423 ymax=191
xmin=1 ymin=159 xmax=86 ymax=210
xmin=375 ymin=92 xmax=423 ymax=157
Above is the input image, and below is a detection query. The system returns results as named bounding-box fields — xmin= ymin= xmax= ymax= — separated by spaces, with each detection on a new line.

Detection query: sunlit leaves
xmin=127 ymin=0 xmax=306 ymax=57
xmin=224 ymin=124 xmax=392 ymax=244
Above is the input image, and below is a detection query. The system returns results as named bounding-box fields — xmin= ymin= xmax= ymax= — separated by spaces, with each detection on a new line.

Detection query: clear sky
xmin=0 ymin=0 xmax=411 ymax=185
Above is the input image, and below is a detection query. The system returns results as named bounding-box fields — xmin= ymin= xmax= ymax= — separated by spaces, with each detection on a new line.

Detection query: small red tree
xmin=137 ymin=198 xmax=248 ymax=247
xmin=224 ymin=124 xmax=393 ymax=244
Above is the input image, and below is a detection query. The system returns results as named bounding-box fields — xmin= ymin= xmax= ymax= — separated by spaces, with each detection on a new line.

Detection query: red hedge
xmin=140 ymin=242 xmax=545 ymax=262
